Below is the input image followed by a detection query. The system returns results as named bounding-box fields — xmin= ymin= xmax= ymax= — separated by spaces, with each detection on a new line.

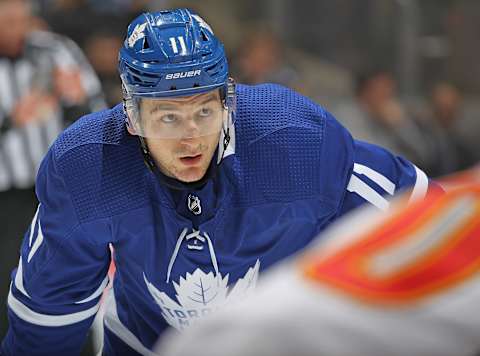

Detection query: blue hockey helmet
xmin=119 ymin=9 xmax=229 ymax=98
xmin=119 ymin=9 xmax=234 ymax=139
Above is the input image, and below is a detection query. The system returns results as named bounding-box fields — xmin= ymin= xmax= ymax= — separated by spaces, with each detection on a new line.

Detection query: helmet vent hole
xmin=193 ymin=83 xmax=200 ymax=87
xmin=201 ymin=30 xmax=209 ymax=42
xmin=143 ymin=37 xmax=151 ymax=50
xmin=170 ymin=86 xmax=177 ymax=90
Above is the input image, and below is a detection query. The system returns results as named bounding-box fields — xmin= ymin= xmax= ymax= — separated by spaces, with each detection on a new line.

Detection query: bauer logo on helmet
xmin=165 ymin=70 xmax=201 ymax=80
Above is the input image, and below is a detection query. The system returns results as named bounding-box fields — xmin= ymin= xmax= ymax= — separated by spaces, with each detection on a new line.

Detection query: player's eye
xmin=198 ymin=107 xmax=213 ymax=117
xmin=159 ymin=113 xmax=178 ymax=124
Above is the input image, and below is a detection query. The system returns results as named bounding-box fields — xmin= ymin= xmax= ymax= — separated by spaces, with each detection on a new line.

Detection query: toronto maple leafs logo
xmin=128 ymin=22 xmax=147 ymax=48
xmin=144 ymin=260 xmax=260 ymax=331
xmin=192 ymin=14 xmax=214 ymax=34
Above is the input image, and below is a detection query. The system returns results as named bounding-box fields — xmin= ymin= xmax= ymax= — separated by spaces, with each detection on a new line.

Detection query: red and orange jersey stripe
xmin=439 ymin=164 xmax=480 ymax=191
xmin=301 ymin=184 xmax=480 ymax=306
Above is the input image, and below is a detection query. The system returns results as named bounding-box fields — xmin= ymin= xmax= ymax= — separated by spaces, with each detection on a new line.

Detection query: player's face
xmin=141 ymin=91 xmax=223 ymax=183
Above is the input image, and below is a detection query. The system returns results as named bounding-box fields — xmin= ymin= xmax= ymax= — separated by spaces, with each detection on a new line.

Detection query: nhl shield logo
xmin=187 ymin=194 xmax=202 ymax=215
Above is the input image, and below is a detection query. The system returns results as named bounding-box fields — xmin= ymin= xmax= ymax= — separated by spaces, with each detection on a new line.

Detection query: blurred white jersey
xmin=156 ymin=166 xmax=480 ymax=356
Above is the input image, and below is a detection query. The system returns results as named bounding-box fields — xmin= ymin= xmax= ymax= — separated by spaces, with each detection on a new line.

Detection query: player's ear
xmin=123 ymin=98 xmax=140 ymax=136
xmin=124 ymin=111 xmax=139 ymax=136
xmin=127 ymin=124 xmax=137 ymax=136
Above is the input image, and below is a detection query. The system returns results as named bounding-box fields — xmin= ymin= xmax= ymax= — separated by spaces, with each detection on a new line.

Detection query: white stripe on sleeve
xmin=28 ymin=205 xmax=40 ymax=247
xmin=353 ymin=163 xmax=396 ymax=195
xmin=75 ymin=276 xmax=109 ymax=304
xmin=14 ymin=258 xmax=31 ymax=298
xmin=347 ymin=174 xmax=390 ymax=211
xmin=27 ymin=220 xmax=44 ymax=263
xmin=103 ymin=288 xmax=157 ymax=356
xmin=8 ymin=288 xmax=100 ymax=327
xmin=409 ymin=165 xmax=429 ymax=203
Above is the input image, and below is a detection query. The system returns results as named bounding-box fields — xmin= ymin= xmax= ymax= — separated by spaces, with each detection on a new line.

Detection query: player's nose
xmin=179 ymin=118 xmax=201 ymax=140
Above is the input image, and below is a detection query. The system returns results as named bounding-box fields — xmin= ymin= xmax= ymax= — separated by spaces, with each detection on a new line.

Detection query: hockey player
xmin=1 ymin=9 xmax=437 ymax=356
xmin=156 ymin=165 xmax=480 ymax=356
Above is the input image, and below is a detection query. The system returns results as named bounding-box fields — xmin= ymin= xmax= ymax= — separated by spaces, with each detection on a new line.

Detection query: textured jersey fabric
xmin=156 ymin=167 xmax=480 ymax=356
xmin=1 ymin=84 xmax=431 ymax=355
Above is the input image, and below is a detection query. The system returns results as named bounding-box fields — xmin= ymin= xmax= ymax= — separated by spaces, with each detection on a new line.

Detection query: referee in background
xmin=0 ymin=0 xmax=106 ymax=340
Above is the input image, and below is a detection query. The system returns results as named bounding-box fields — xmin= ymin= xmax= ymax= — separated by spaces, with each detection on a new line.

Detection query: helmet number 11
xmin=170 ymin=36 xmax=187 ymax=54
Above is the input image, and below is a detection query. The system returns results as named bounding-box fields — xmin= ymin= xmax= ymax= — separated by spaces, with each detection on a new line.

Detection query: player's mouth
xmin=179 ymin=154 xmax=202 ymax=165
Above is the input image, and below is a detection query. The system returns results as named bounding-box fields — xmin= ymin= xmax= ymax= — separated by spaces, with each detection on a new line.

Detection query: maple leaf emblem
xmin=128 ymin=23 xmax=147 ymax=48
xmin=144 ymin=260 xmax=260 ymax=330
xmin=192 ymin=14 xmax=214 ymax=34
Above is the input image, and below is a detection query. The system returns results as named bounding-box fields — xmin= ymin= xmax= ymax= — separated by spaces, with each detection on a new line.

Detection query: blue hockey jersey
xmin=1 ymin=84 xmax=431 ymax=355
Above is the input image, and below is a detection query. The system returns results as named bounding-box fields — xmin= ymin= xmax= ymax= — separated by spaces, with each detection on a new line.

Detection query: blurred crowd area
xmin=0 ymin=0 xmax=479 ymax=342
xmin=30 ymin=0 xmax=480 ymax=177
xmin=7 ymin=0 xmax=477 ymax=174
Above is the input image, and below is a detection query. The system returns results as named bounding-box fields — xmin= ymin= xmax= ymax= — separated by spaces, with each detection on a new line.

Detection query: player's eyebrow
xmin=149 ymin=103 xmax=180 ymax=113
xmin=148 ymin=93 xmax=218 ymax=114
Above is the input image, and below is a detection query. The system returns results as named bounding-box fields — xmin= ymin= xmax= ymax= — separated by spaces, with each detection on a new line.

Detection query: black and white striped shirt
xmin=0 ymin=30 xmax=106 ymax=192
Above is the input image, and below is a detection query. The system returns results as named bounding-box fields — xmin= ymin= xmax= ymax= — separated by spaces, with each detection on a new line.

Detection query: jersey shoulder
xmin=231 ymin=84 xmax=354 ymax=208
xmin=45 ymin=104 xmax=149 ymax=222
xmin=236 ymin=83 xmax=328 ymax=135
